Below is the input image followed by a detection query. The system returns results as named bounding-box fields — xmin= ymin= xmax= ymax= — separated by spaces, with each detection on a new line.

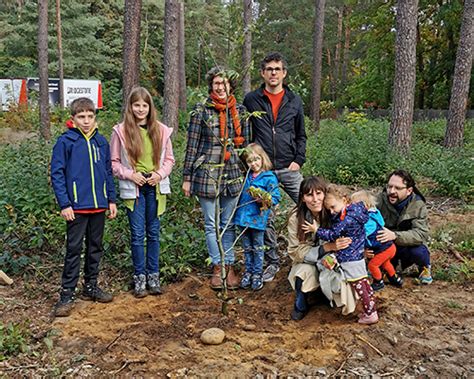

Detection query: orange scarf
xmin=210 ymin=93 xmax=245 ymax=161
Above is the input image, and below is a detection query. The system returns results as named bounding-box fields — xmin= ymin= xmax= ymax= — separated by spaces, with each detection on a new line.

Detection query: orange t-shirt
xmin=264 ymin=89 xmax=285 ymax=123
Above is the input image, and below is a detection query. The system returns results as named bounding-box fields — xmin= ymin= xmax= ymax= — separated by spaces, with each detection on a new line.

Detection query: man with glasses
xmin=243 ymin=52 xmax=306 ymax=282
xmin=375 ymin=169 xmax=432 ymax=285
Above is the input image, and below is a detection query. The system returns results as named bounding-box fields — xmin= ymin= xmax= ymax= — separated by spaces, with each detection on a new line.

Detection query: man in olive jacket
xmin=376 ymin=170 xmax=432 ymax=284
xmin=243 ymin=52 xmax=307 ymax=282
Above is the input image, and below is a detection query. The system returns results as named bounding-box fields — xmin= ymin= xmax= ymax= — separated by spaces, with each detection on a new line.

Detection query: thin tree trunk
xmin=333 ymin=6 xmax=343 ymax=99
xmin=311 ymin=0 xmax=326 ymax=131
xmin=55 ymin=0 xmax=64 ymax=110
xmin=38 ymin=0 xmax=50 ymax=140
xmin=178 ymin=0 xmax=187 ymax=112
xmin=242 ymin=0 xmax=252 ymax=95
xmin=327 ymin=47 xmax=333 ymax=100
xmin=122 ymin=0 xmax=142 ymax=108
xmin=444 ymin=0 xmax=473 ymax=148
xmin=341 ymin=5 xmax=351 ymax=86
xmin=389 ymin=0 xmax=418 ymax=154
xmin=163 ymin=0 xmax=180 ymax=133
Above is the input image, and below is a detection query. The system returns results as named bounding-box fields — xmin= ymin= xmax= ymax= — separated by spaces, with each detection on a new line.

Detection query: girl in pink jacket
xmin=110 ymin=87 xmax=175 ymax=298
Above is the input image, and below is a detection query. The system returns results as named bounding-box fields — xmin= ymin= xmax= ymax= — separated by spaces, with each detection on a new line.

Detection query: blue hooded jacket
xmin=315 ymin=201 xmax=369 ymax=263
xmin=234 ymin=170 xmax=280 ymax=231
xmin=365 ymin=208 xmax=393 ymax=253
xmin=51 ymin=127 xmax=116 ymax=211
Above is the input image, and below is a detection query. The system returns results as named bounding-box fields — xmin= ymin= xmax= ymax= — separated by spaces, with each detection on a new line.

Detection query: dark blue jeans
xmin=241 ymin=228 xmax=265 ymax=275
xmin=127 ymin=184 xmax=160 ymax=275
xmin=392 ymin=244 xmax=431 ymax=272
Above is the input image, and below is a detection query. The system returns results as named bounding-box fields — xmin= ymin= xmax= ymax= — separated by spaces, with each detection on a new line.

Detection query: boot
xmin=133 ymin=274 xmax=147 ymax=298
xmin=54 ymin=288 xmax=76 ymax=317
xmin=226 ymin=265 xmax=240 ymax=290
xmin=147 ymin=272 xmax=162 ymax=295
xmin=210 ymin=264 xmax=223 ymax=290
xmin=81 ymin=282 xmax=113 ymax=303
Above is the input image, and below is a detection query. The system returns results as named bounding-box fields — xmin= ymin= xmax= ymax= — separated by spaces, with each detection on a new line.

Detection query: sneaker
xmin=81 ymin=282 xmax=113 ymax=303
xmin=358 ymin=311 xmax=379 ymax=325
xmin=414 ymin=266 xmax=433 ymax=285
xmin=147 ymin=273 xmax=162 ymax=295
xmin=290 ymin=308 xmax=307 ymax=321
xmin=371 ymin=279 xmax=385 ymax=292
xmin=54 ymin=288 xmax=76 ymax=317
xmin=251 ymin=274 xmax=264 ymax=291
xmin=262 ymin=264 xmax=280 ymax=282
xmin=133 ymin=274 xmax=147 ymax=298
xmin=240 ymin=272 xmax=252 ymax=289
xmin=388 ymin=274 xmax=403 ymax=287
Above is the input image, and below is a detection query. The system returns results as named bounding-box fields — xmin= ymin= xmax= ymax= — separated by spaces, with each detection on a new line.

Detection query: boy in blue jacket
xmin=51 ymin=97 xmax=117 ymax=317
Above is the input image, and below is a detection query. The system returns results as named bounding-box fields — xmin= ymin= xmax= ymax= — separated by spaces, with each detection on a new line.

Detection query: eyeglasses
xmin=386 ymin=184 xmax=407 ymax=191
xmin=263 ymin=67 xmax=283 ymax=73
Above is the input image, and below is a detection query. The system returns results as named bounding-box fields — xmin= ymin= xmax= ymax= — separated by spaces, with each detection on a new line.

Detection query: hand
xmin=182 ymin=181 xmax=191 ymax=197
xmin=108 ymin=203 xmax=117 ymax=219
xmin=147 ymin=172 xmax=161 ymax=186
xmin=131 ymin=172 xmax=147 ymax=186
xmin=364 ymin=249 xmax=374 ymax=259
xmin=288 ymin=162 xmax=301 ymax=171
xmin=376 ymin=227 xmax=396 ymax=243
xmin=334 ymin=237 xmax=352 ymax=251
xmin=301 ymin=219 xmax=318 ymax=234
xmin=60 ymin=207 xmax=75 ymax=221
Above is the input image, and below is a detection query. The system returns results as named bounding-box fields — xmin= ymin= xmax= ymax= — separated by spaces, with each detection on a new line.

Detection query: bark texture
xmin=242 ymin=0 xmax=252 ymax=95
xmin=38 ymin=0 xmax=51 ymax=140
xmin=178 ymin=0 xmax=187 ymax=112
xmin=311 ymin=0 xmax=326 ymax=131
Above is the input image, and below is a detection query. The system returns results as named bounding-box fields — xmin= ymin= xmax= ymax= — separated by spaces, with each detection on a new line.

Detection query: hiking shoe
xmin=291 ymin=308 xmax=307 ymax=321
xmin=54 ymin=288 xmax=76 ymax=317
xmin=81 ymin=283 xmax=113 ymax=303
xmin=240 ymin=272 xmax=252 ymax=289
xmin=251 ymin=274 xmax=264 ymax=291
xmin=358 ymin=311 xmax=379 ymax=325
xmin=262 ymin=264 xmax=280 ymax=282
xmin=388 ymin=274 xmax=403 ymax=287
xmin=133 ymin=274 xmax=147 ymax=298
xmin=414 ymin=266 xmax=433 ymax=285
xmin=371 ymin=279 xmax=385 ymax=292
xmin=147 ymin=273 xmax=162 ymax=295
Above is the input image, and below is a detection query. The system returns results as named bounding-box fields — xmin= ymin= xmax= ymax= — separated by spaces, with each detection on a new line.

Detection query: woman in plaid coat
xmin=182 ymin=67 xmax=250 ymax=290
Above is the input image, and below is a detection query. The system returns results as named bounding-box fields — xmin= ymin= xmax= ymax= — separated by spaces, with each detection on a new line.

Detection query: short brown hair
xmin=241 ymin=143 xmax=273 ymax=171
xmin=325 ymin=184 xmax=349 ymax=202
xmin=351 ymin=190 xmax=376 ymax=209
xmin=70 ymin=97 xmax=95 ymax=116
xmin=206 ymin=66 xmax=237 ymax=94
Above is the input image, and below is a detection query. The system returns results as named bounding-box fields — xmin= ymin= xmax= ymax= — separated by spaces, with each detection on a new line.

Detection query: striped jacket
xmin=182 ymin=98 xmax=250 ymax=198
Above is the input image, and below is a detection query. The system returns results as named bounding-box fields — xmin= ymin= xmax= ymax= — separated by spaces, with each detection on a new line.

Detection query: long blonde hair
xmin=123 ymin=87 xmax=162 ymax=168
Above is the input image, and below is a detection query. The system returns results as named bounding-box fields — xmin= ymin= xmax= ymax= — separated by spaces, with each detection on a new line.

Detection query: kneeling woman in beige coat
xmin=288 ymin=176 xmax=351 ymax=320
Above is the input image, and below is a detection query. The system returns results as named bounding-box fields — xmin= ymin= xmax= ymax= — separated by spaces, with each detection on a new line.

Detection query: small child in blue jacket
xmin=51 ymin=98 xmax=117 ymax=317
xmin=234 ymin=143 xmax=280 ymax=291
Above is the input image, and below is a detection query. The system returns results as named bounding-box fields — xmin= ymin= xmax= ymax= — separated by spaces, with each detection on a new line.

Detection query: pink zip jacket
xmin=110 ymin=122 xmax=175 ymax=199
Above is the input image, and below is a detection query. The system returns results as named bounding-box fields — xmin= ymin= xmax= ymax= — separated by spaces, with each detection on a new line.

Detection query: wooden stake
xmin=0 ymin=270 xmax=13 ymax=285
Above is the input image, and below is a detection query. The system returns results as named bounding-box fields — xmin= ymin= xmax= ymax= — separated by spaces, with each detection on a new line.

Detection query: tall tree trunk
xmin=416 ymin=21 xmax=425 ymax=109
xmin=341 ymin=5 xmax=351 ymax=87
xmin=55 ymin=0 xmax=64 ymax=110
xmin=333 ymin=6 xmax=343 ymax=100
xmin=38 ymin=0 xmax=50 ymax=140
xmin=389 ymin=0 xmax=418 ymax=154
xmin=122 ymin=0 xmax=142 ymax=108
xmin=311 ymin=0 xmax=326 ymax=131
xmin=178 ymin=0 xmax=187 ymax=112
xmin=242 ymin=0 xmax=252 ymax=95
xmin=444 ymin=0 xmax=473 ymax=148
xmin=163 ymin=0 xmax=180 ymax=133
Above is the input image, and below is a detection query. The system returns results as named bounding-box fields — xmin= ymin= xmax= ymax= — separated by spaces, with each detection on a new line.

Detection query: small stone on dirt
xmin=200 ymin=328 xmax=225 ymax=345
xmin=243 ymin=324 xmax=256 ymax=331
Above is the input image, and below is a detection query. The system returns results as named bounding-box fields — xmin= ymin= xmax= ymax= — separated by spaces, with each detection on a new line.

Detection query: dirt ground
xmin=0 ymin=202 xmax=473 ymax=377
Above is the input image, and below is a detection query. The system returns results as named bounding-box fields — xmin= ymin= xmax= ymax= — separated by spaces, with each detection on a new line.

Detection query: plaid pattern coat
xmin=183 ymin=98 xmax=250 ymax=198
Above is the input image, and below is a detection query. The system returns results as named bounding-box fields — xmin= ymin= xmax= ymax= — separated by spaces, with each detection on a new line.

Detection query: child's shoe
xmin=251 ymin=274 xmax=263 ymax=291
xmin=54 ymin=288 xmax=76 ymax=317
xmin=133 ymin=274 xmax=147 ymax=298
xmin=147 ymin=273 xmax=162 ymax=295
xmin=81 ymin=282 xmax=113 ymax=303
xmin=371 ymin=279 xmax=385 ymax=291
xmin=414 ymin=266 xmax=433 ymax=285
xmin=388 ymin=274 xmax=403 ymax=287
xmin=358 ymin=311 xmax=379 ymax=325
xmin=240 ymin=272 xmax=252 ymax=289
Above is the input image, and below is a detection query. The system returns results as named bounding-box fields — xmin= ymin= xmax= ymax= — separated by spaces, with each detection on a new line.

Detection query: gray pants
xmin=264 ymin=168 xmax=303 ymax=266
